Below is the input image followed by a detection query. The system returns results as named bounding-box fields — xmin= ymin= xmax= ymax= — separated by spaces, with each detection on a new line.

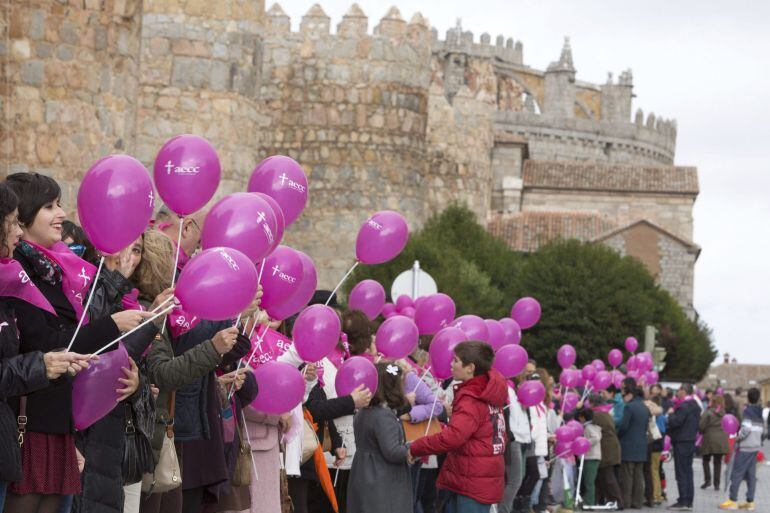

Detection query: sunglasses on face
xmin=68 ymin=243 xmax=86 ymax=257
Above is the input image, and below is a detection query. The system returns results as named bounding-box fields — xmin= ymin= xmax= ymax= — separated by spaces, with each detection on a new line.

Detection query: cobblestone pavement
xmin=644 ymin=458 xmax=769 ymax=513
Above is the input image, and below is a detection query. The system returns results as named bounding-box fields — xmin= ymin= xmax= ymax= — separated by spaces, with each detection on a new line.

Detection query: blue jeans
xmin=58 ymin=494 xmax=73 ymax=513
xmin=444 ymin=492 xmax=490 ymax=513
xmin=729 ymin=451 xmax=758 ymax=502
xmin=0 ymin=480 xmax=7 ymax=513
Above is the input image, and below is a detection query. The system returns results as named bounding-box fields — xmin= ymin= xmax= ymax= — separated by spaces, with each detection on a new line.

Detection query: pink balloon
xmin=428 ymin=327 xmax=467 ymax=380
xmin=292 ymin=304 xmax=341 ymax=363
xmin=592 ymin=359 xmax=605 ymax=372
xmin=556 ymin=425 xmax=577 ymax=443
xmin=498 ymin=318 xmax=522 ymax=345
xmin=517 ymin=380 xmax=546 ymax=407
xmin=395 ymin=295 xmax=414 ymax=312
xmin=72 ymin=343 xmax=130 ymax=430
xmin=355 ymin=211 xmax=409 ymax=265
xmin=611 ymin=370 xmax=625 ymax=389
xmin=571 ymin=436 xmax=591 ymax=456
xmin=608 ymin=349 xmax=623 ymax=368
xmin=260 ymin=245 xmax=303 ymax=312
xmin=335 ymin=356 xmax=378 ymax=397
xmin=376 ymin=315 xmax=419 ymax=359
xmin=266 ymin=250 xmax=317 ymax=321
xmin=627 ymin=355 xmax=639 ymax=371
xmin=582 ymin=364 xmax=597 ymax=382
xmin=176 ymin=247 xmax=258 ymax=320
xmin=349 ymin=280 xmax=386 ymax=321
xmin=382 ymin=303 xmax=397 ymax=318
xmin=415 ymin=293 xmax=456 ymax=335
xmin=400 ymin=306 xmax=416 ymax=319
xmin=560 ymin=369 xmax=579 ymax=388
xmin=592 ymin=370 xmax=612 ymax=390
xmin=253 ymin=192 xmax=285 ymax=254
xmin=250 ymin=361 xmax=305 ymax=414
xmin=566 ymin=419 xmax=584 ymax=437
xmin=414 ymin=296 xmax=428 ymax=310
xmin=554 ymin=440 xmax=572 ymax=458
xmin=510 ymin=297 xmax=541 ymax=330
xmin=484 ymin=320 xmax=506 ymax=351
xmin=663 ymin=435 xmax=672 ymax=452
xmin=451 ymin=315 xmax=489 ymax=342
xmin=644 ymin=370 xmax=659 ymax=385
xmin=637 ymin=352 xmax=653 ymax=372
xmin=493 ymin=344 xmax=528 ymax=378
xmin=248 ymin=155 xmax=308 ymax=226
xmin=557 ymin=344 xmax=577 ymax=369
xmin=154 ymin=134 xmax=220 ymax=216
xmin=78 ymin=155 xmax=154 ymax=254
xmin=562 ymin=392 xmax=580 ymax=413
xmin=625 ymin=336 xmax=639 ymax=353
xmin=721 ymin=414 xmax=739 ymax=435
xmin=201 ymin=193 xmax=278 ymax=263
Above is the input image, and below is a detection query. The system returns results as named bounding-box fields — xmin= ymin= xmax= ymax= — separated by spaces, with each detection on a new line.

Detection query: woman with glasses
xmin=61 ymin=221 xmax=97 ymax=265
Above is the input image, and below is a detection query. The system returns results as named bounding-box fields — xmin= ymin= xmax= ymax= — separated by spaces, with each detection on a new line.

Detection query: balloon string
xmin=234 ymin=313 xmax=242 ymax=328
xmin=412 ymin=367 xmax=433 ymax=393
xmin=161 ymin=219 xmax=185 ymax=336
xmin=325 ymin=261 xmax=359 ymax=306
xmin=241 ymin=410 xmax=259 ymax=482
xmin=93 ymin=304 xmax=175 ymax=355
xmin=66 ymin=256 xmax=104 ymax=351
xmin=228 ymin=328 xmax=267 ymax=401
xmin=424 ymin=393 xmax=440 ymax=436
xmin=334 ymin=440 xmax=346 ymax=487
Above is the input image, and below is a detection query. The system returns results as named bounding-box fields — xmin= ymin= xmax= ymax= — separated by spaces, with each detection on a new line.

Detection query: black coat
xmin=72 ymin=271 xmax=159 ymax=513
xmin=301 ymin=383 xmax=355 ymax=479
xmin=8 ymin=247 xmax=120 ymax=434
xmin=0 ymin=299 xmax=49 ymax=481
xmin=667 ymin=399 xmax=701 ymax=444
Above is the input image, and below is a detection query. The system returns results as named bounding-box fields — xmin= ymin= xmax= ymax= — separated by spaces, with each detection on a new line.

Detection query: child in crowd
xmin=720 ymin=388 xmax=764 ymax=511
xmin=409 ymin=341 xmax=508 ymax=513
xmin=347 ymin=362 xmax=412 ymax=513
xmin=577 ymin=408 xmax=602 ymax=506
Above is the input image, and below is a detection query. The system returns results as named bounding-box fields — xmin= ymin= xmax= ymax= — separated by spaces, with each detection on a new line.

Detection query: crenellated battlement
xmin=430 ymin=19 xmax=524 ymax=66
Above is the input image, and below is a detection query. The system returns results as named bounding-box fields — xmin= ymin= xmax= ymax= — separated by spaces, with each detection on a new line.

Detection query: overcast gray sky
xmin=278 ymin=0 xmax=770 ymax=364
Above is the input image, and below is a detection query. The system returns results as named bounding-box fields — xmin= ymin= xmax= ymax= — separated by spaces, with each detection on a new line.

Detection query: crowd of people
xmin=0 ymin=172 xmax=767 ymax=513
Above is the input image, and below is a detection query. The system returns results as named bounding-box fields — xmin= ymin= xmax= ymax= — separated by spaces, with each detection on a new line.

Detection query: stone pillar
xmin=543 ymin=37 xmax=576 ymax=118
xmin=601 ymin=69 xmax=634 ymax=122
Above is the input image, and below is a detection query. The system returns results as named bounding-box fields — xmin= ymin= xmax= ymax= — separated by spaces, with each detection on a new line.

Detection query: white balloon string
xmin=334 ymin=440 xmax=346 ymax=487
xmin=241 ymin=410 xmax=259 ymax=481
xmin=93 ymin=304 xmax=175 ymax=355
xmin=412 ymin=367 xmax=433 ymax=393
xmin=228 ymin=328 xmax=267 ymax=401
xmin=325 ymin=261 xmax=359 ymax=306
xmin=234 ymin=313 xmax=242 ymax=328
xmin=161 ymin=219 xmax=185 ymax=336
xmin=424 ymin=393 xmax=440 ymax=436
xmin=149 ymin=295 xmax=174 ymax=314
xmin=66 ymin=256 xmax=104 ymax=351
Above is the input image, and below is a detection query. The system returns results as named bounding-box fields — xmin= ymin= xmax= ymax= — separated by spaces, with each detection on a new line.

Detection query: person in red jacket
xmin=409 ymin=341 xmax=508 ymax=513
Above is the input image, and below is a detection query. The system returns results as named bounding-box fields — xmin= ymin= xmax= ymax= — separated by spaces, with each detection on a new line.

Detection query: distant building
xmin=696 ymin=353 xmax=770 ymax=401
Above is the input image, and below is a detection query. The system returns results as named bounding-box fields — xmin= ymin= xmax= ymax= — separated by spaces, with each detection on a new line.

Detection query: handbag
xmin=402 ymin=419 xmax=442 ymax=442
xmin=301 ymin=415 xmax=320 ymax=464
xmin=142 ymin=391 xmax=181 ymax=493
xmin=122 ymin=403 xmax=155 ymax=485
xmin=231 ymin=415 xmax=252 ymax=487
xmin=648 ymin=413 xmax=662 ymax=442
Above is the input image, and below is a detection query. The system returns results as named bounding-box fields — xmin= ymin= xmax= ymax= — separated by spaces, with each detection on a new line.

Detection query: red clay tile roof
xmin=522 ymin=160 xmax=699 ymax=194
xmin=487 ymin=211 xmax=615 ymax=252
xmin=696 ymin=363 xmax=770 ymax=391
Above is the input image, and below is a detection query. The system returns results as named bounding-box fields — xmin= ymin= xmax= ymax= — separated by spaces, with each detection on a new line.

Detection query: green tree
xmin=346 ymin=205 xmax=716 ymax=380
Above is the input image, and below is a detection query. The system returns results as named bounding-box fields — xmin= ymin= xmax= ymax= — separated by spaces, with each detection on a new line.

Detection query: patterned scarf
xmin=17 ymin=240 xmax=62 ymax=286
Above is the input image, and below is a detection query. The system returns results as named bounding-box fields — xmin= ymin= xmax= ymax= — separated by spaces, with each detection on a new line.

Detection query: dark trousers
xmin=672 ymin=442 xmax=695 ymax=507
xmin=620 ymin=461 xmax=645 ymax=509
xmin=702 ymin=453 xmax=723 ymax=488
xmin=597 ymin=465 xmax=623 ymax=507
xmin=729 ymin=451 xmax=758 ymax=503
xmin=415 ymin=467 xmax=439 ymax=513
xmin=288 ymin=477 xmax=310 ymax=513
xmin=513 ymin=456 xmax=540 ymax=513
xmin=444 ymin=492 xmax=491 ymax=513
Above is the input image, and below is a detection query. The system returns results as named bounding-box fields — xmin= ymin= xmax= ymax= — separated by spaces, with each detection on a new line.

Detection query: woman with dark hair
xmin=347 ymin=361 xmax=412 ymax=513
xmin=0 ymin=183 xmax=93 ymax=511
xmin=61 ymin=221 xmax=98 ymax=265
xmin=3 ymin=173 xmax=153 ymax=513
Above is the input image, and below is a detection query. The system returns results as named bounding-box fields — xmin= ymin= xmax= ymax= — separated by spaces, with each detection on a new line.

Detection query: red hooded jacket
xmin=410 ymin=370 xmax=508 ymax=504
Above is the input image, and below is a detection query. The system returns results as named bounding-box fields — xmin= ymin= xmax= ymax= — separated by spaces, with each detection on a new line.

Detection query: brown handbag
xmin=402 ymin=419 xmax=442 ymax=442
xmin=231 ymin=415 xmax=253 ymax=487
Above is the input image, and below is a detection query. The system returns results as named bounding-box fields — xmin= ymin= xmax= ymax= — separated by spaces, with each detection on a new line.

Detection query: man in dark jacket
xmin=666 ymin=383 xmax=701 ymax=510
xmin=616 ymin=379 xmax=649 ymax=510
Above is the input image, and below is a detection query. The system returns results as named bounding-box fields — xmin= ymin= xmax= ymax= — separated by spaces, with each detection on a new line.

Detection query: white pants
xmin=123 ymin=482 xmax=142 ymax=513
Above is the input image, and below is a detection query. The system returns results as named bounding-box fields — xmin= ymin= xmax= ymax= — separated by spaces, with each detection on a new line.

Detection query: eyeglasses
xmin=68 ymin=243 xmax=86 ymax=257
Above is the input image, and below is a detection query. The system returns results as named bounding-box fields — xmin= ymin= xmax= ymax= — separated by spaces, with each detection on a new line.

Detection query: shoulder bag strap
xmin=166 ymin=391 xmax=176 ymax=439
xmin=17 ymin=396 xmax=28 ymax=446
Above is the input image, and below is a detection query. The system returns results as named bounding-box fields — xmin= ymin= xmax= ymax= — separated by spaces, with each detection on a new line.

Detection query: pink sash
xmin=246 ymin=325 xmax=291 ymax=369
xmin=0 ymin=258 xmax=57 ymax=315
xmin=24 ymin=240 xmax=95 ymax=322
xmin=167 ymin=305 xmax=201 ymax=338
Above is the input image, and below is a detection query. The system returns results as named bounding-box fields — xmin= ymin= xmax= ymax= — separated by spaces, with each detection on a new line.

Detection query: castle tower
xmin=135 ymin=0 xmax=266 ymax=195
xmin=543 ymin=37 xmax=576 ymax=118
xmin=601 ymin=69 xmax=634 ymax=122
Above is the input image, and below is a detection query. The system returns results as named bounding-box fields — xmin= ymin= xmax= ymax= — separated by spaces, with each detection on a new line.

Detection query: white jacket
xmin=319 ymin=359 xmax=356 ymax=470
xmin=508 ymin=387 xmax=532 ymax=444
xmin=529 ymin=404 xmax=549 ymax=457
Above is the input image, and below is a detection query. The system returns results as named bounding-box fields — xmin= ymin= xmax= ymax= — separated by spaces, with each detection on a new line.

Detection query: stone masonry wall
xmin=2 ymin=0 xmax=144 ymax=208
